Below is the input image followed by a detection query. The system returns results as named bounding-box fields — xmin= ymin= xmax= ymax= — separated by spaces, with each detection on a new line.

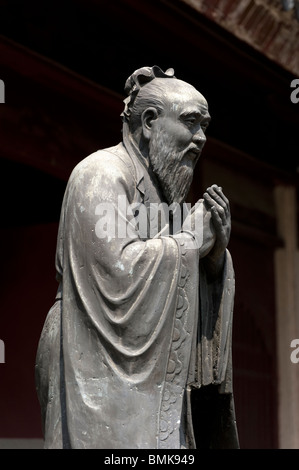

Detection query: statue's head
xmin=122 ymin=66 xmax=211 ymax=205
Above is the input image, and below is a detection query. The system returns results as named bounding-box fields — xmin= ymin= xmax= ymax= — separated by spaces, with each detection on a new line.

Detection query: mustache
xmin=182 ymin=143 xmax=203 ymax=163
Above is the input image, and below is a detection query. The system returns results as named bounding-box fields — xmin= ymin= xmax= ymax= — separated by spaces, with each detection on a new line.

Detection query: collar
xmin=122 ymin=122 xmax=147 ymax=197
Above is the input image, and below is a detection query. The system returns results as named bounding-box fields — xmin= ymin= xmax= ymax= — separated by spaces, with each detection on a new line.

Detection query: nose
xmin=193 ymin=128 xmax=206 ymax=148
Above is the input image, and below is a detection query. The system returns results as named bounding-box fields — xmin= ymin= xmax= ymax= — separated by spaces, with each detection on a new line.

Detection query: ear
xmin=141 ymin=107 xmax=158 ymax=140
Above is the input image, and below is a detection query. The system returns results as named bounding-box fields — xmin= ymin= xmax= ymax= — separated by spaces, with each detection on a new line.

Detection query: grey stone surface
xmin=35 ymin=66 xmax=238 ymax=449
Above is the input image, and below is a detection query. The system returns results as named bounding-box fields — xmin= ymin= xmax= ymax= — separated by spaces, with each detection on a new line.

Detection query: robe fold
xmin=35 ymin=139 xmax=239 ymax=449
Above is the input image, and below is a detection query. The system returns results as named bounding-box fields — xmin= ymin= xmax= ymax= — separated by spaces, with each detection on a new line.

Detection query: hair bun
xmin=121 ymin=66 xmax=175 ymax=122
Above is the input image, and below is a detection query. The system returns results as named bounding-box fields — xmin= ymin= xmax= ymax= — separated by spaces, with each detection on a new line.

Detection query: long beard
xmin=148 ymin=129 xmax=194 ymax=205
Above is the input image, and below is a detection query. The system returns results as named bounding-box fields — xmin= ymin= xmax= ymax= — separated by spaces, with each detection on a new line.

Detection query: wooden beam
xmin=0 ymin=36 xmax=124 ymax=180
xmin=179 ymin=0 xmax=299 ymax=76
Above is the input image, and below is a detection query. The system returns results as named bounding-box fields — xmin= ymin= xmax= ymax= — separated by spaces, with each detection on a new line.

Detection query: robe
xmin=35 ymin=136 xmax=239 ymax=449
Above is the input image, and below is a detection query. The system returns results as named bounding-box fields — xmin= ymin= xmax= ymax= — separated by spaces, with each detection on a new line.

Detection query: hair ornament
xmin=121 ymin=65 xmax=175 ymax=122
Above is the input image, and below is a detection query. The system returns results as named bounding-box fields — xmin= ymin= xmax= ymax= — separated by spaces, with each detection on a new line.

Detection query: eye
xmin=200 ymin=120 xmax=210 ymax=133
xmin=185 ymin=116 xmax=196 ymax=124
xmin=183 ymin=115 xmax=198 ymax=127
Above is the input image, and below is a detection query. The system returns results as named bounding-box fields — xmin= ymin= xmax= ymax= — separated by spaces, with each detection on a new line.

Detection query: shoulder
xmin=65 ymin=143 xmax=137 ymax=202
xmin=68 ymin=143 xmax=137 ymax=191
xmin=71 ymin=143 xmax=134 ymax=181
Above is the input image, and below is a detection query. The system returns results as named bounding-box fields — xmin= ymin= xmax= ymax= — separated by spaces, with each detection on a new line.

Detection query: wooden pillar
xmin=274 ymin=185 xmax=299 ymax=448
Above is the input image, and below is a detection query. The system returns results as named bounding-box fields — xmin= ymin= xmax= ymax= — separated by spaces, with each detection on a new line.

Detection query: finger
xmin=207 ymin=184 xmax=229 ymax=207
xmin=206 ymin=186 xmax=228 ymax=211
xmin=203 ymin=190 xmax=225 ymax=211
xmin=211 ymin=184 xmax=230 ymax=207
xmin=203 ymin=193 xmax=226 ymax=224
xmin=206 ymin=187 xmax=226 ymax=209
xmin=203 ymin=192 xmax=220 ymax=209
xmin=210 ymin=205 xmax=224 ymax=228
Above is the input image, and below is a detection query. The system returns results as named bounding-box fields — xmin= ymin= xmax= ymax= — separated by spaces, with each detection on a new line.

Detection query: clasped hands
xmin=182 ymin=184 xmax=231 ymax=278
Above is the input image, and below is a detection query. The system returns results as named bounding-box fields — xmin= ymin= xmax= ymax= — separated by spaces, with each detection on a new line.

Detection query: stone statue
xmin=35 ymin=66 xmax=239 ymax=449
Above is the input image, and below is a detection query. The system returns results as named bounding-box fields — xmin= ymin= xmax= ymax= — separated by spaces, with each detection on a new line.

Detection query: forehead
xmin=163 ymin=80 xmax=209 ymax=118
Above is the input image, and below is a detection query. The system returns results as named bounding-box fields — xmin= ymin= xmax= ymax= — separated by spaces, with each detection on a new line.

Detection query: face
xmin=148 ymin=81 xmax=210 ymax=205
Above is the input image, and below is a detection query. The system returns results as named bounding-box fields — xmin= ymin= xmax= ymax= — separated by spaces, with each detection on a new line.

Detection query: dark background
xmin=0 ymin=0 xmax=298 ymax=448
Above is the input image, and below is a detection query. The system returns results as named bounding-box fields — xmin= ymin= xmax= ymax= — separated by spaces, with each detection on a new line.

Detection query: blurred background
xmin=0 ymin=0 xmax=298 ymax=449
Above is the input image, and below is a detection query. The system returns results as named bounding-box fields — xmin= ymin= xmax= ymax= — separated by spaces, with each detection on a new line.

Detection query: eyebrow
xmin=180 ymin=110 xmax=211 ymax=123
